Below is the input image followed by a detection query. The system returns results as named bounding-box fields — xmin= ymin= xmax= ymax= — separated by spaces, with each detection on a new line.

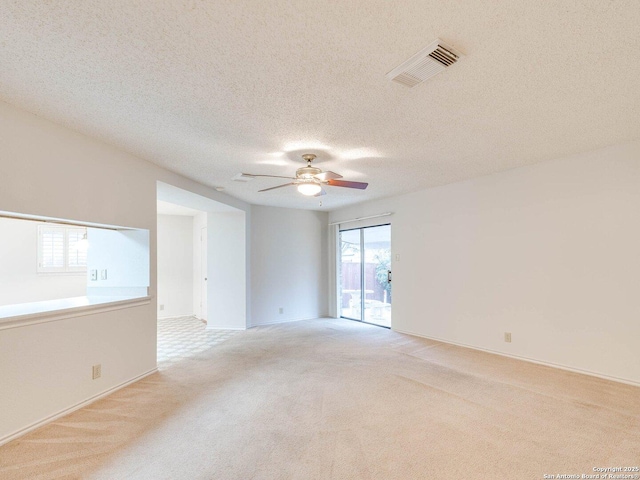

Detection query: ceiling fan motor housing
xmin=248 ymin=152 xmax=367 ymax=194
xmin=296 ymin=166 xmax=322 ymax=179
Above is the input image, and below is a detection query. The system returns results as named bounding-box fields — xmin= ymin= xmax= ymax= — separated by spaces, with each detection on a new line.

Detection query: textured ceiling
xmin=1 ymin=1 xmax=639 ymax=211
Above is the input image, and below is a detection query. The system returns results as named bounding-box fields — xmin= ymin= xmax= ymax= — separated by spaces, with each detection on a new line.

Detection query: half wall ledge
xmin=0 ymin=295 xmax=152 ymax=330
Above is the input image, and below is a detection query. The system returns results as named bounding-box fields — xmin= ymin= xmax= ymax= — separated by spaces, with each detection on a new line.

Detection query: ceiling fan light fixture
xmin=246 ymin=153 xmax=368 ymax=196
xmin=297 ymin=183 xmax=322 ymax=196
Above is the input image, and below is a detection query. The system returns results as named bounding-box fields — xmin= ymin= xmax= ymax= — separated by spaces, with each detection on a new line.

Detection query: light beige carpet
xmin=1 ymin=318 xmax=639 ymax=479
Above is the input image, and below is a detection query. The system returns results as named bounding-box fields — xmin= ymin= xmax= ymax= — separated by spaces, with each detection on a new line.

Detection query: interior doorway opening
xmin=156 ymin=200 xmax=207 ymax=321
xmin=339 ymin=224 xmax=391 ymax=328
xmin=156 ymin=182 xmax=248 ymax=364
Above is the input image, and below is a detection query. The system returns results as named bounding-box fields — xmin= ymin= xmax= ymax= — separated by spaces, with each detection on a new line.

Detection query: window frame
xmin=37 ymin=225 xmax=87 ymax=274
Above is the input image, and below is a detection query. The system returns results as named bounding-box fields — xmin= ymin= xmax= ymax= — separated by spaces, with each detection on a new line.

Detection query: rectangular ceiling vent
xmin=386 ymin=39 xmax=464 ymax=88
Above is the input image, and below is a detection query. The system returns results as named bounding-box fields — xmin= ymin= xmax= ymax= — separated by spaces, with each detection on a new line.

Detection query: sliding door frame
xmin=339 ymin=223 xmax=391 ymax=329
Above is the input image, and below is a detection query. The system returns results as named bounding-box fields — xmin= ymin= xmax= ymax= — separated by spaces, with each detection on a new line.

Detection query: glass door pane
xmin=339 ymin=229 xmax=362 ymax=320
xmin=363 ymin=225 xmax=391 ymax=327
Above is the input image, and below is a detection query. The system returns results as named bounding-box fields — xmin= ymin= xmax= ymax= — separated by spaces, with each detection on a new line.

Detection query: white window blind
xmin=38 ymin=225 xmax=87 ymax=273
xmin=40 ymin=228 xmax=65 ymax=270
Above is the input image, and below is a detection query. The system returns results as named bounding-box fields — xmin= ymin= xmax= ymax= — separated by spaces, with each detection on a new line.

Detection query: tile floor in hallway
xmin=157 ymin=316 xmax=238 ymax=367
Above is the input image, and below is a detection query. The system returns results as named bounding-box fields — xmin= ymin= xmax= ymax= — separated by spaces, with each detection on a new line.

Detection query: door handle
xmin=387 ymin=270 xmax=392 ymax=283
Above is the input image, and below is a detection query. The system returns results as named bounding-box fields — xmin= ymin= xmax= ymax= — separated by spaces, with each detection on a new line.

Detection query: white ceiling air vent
xmin=386 ymin=39 xmax=464 ymax=88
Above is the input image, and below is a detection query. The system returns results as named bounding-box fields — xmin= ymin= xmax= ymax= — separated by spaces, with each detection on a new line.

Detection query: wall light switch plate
xmin=395 ymin=254 xmax=400 ymax=261
xmin=101 ymin=269 xmax=107 ymax=280
xmin=90 ymin=270 xmax=97 ymax=281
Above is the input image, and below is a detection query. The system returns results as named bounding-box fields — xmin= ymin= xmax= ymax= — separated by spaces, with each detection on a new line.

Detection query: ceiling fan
xmin=242 ymin=154 xmax=368 ymax=196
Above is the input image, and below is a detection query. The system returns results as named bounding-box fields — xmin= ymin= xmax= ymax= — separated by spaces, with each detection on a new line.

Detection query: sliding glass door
xmin=339 ymin=224 xmax=391 ymax=327
xmin=339 ymin=229 xmax=362 ymax=321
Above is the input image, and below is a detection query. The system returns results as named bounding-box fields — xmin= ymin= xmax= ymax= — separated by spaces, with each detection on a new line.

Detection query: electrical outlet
xmin=160 ymin=304 xmax=164 ymax=311
xmin=504 ymin=332 xmax=512 ymax=343
xmin=101 ymin=269 xmax=107 ymax=280
xmin=92 ymin=364 xmax=101 ymax=379
xmin=279 ymin=307 xmax=284 ymax=314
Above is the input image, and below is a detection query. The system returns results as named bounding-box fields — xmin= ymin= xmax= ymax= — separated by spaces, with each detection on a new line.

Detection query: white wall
xmin=329 ymin=142 xmax=640 ymax=385
xmin=207 ymin=211 xmax=247 ymax=329
xmin=0 ymin=100 xmax=249 ymax=443
xmin=85 ymin=228 xmax=150 ymax=298
xmin=251 ymin=206 xmax=328 ymax=326
xmin=192 ymin=211 xmax=207 ymax=319
xmin=0 ymin=218 xmax=86 ymax=306
xmin=157 ymin=215 xmax=194 ymax=317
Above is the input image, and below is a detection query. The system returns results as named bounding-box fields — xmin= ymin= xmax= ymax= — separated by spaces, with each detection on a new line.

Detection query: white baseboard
xmin=392 ymin=327 xmax=640 ymax=388
xmin=249 ymin=315 xmax=326 ymax=328
xmin=0 ymin=367 xmax=158 ymax=447
xmin=205 ymin=324 xmax=246 ymax=330
xmin=158 ymin=313 xmax=195 ymax=320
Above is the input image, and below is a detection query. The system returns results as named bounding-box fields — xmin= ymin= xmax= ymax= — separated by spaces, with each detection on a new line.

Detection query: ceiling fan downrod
xmin=301 ymin=153 xmax=316 ymax=166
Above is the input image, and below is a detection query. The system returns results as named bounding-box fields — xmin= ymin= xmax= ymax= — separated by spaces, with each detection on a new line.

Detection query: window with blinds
xmin=37 ymin=225 xmax=88 ymax=273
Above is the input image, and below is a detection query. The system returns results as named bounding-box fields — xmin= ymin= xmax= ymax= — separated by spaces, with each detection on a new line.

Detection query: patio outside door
xmin=339 ymin=224 xmax=391 ymax=328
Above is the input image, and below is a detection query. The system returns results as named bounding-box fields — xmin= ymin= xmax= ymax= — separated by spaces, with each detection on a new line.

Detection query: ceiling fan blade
xmin=327 ymin=179 xmax=368 ymax=190
xmin=243 ymin=173 xmax=297 ymax=180
xmin=314 ymin=188 xmax=327 ymax=197
xmin=314 ymin=171 xmax=342 ymax=181
xmin=258 ymin=182 xmax=297 ymax=192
